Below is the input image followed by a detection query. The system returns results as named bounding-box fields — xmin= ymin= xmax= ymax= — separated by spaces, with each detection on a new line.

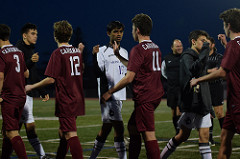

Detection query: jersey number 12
xmin=70 ymin=56 xmax=81 ymax=76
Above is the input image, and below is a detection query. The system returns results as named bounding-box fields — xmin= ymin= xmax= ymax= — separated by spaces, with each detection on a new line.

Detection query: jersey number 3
xmin=152 ymin=51 xmax=160 ymax=71
xmin=13 ymin=54 xmax=20 ymax=73
xmin=70 ymin=56 xmax=81 ymax=76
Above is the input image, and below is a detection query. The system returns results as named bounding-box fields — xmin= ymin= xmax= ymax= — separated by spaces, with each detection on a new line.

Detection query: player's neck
xmin=58 ymin=42 xmax=70 ymax=47
xmin=230 ymin=32 xmax=240 ymax=40
xmin=138 ymin=35 xmax=150 ymax=43
xmin=0 ymin=40 xmax=10 ymax=48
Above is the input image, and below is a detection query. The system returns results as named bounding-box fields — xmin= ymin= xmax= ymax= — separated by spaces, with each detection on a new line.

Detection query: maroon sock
xmin=1 ymin=137 xmax=13 ymax=159
xmin=56 ymin=137 xmax=69 ymax=159
xmin=68 ymin=136 xmax=83 ymax=159
xmin=129 ymin=135 xmax=142 ymax=159
xmin=145 ymin=140 xmax=160 ymax=159
xmin=10 ymin=136 xmax=27 ymax=159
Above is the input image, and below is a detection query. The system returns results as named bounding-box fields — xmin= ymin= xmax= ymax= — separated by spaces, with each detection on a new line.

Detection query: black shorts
xmin=209 ymin=82 xmax=224 ymax=107
xmin=167 ymin=92 xmax=180 ymax=108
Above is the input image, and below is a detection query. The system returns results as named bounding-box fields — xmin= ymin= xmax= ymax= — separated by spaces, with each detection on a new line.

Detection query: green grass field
xmin=1 ymin=98 xmax=240 ymax=159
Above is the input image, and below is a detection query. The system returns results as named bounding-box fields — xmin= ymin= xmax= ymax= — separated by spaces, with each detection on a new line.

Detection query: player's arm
xmin=0 ymin=72 xmax=4 ymax=102
xmin=191 ymin=67 xmax=226 ymax=87
xmin=161 ymin=60 xmax=167 ymax=79
xmin=101 ymin=70 xmax=135 ymax=103
xmin=25 ymin=77 xmax=55 ymax=92
xmin=113 ymin=41 xmax=128 ymax=67
xmin=24 ymin=69 xmax=29 ymax=78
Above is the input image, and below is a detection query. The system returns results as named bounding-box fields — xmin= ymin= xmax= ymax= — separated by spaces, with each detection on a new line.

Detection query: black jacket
xmin=16 ymin=40 xmax=47 ymax=97
xmin=179 ymin=43 xmax=212 ymax=115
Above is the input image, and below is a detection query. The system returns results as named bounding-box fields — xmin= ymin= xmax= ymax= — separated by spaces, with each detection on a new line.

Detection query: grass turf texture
xmin=0 ymin=98 xmax=240 ymax=158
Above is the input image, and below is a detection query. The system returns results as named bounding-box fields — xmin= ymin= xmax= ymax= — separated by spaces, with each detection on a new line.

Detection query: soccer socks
xmin=1 ymin=137 xmax=13 ymax=159
xmin=199 ymin=143 xmax=212 ymax=159
xmin=173 ymin=115 xmax=180 ymax=135
xmin=28 ymin=137 xmax=46 ymax=158
xmin=10 ymin=136 xmax=27 ymax=159
xmin=160 ymin=137 xmax=179 ymax=159
xmin=129 ymin=134 xmax=142 ymax=159
xmin=145 ymin=140 xmax=160 ymax=159
xmin=218 ymin=117 xmax=224 ymax=129
xmin=89 ymin=136 xmax=105 ymax=159
xmin=114 ymin=137 xmax=127 ymax=159
xmin=68 ymin=136 xmax=83 ymax=159
xmin=56 ymin=137 xmax=69 ymax=159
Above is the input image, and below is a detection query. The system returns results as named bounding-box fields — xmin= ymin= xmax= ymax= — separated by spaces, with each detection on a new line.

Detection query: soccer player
xmin=206 ymin=37 xmax=225 ymax=145
xmin=90 ymin=21 xmax=128 ymax=159
xmin=191 ymin=8 xmax=240 ymax=159
xmin=102 ymin=13 xmax=164 ymax=159
xmin=160 ymin=30 xmax=213 ymax=159
xmin=16 ymin=23 xmax=49 ymax=159
xmin=0 ymin=24 xmax=29 ymax=159
xmin=161 ymin=39 xmax=183 ymax=135
xmin=25 ymin=20 xmax=85 ymax=159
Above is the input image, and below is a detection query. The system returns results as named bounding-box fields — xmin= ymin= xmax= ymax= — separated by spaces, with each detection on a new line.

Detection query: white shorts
xmin=178 ymin=112 xmax=211 ymax=129
xmin=20 ymin=95 xmax=35 ymax=123
xmin=101 ymin=100 xmax=123 ymax=123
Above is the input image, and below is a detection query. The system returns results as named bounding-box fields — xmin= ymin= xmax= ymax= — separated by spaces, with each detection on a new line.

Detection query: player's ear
xmin=22 ymin=33 xmax=27 ymax=39
xmin=107 ymin=31 xmax=111 ymax=36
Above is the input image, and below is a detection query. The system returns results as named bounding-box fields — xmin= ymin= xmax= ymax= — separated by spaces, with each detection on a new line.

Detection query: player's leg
xmin=21 ymin=96 xmax=46 ymax=158
xmin=110 ymin=100 xmax=127 ymax=159
xmin=197 ymin=113 xmax=212 ymax=159
xmin=135 ymin=99 xmax=161 ymax=159
xmin=209 ymin=109 xmax=215 ymax=146
xmin=213 ymin=105 xmax=225 ymax=128
xmin=161 ymin=112 xmax=193 ymax=159
xmin=89 ymin=123 xmax=112 ymax=159
xmin=112 ymin=120 xmax=127 ymax=159
xmin=56 ymin=129 xmax=69 ymax=159
xmin=172 ymin=106 xmax=181 ymax=135
xmin=127 ymin=111 xmax=142 ymax=159
xmin=217 ymin=128 xmax=234 ymax=159
xmin=89 ymin=101 xmax=113 ymax=158
xmin=1 ymin=128 xmax=13 ymax=159
xmin=58 ymin=117 xmax=83 ymax=159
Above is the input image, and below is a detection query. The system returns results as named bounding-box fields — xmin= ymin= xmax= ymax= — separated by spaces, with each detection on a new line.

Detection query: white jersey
xmin=97 ymin=45 xmax=128 ymax=100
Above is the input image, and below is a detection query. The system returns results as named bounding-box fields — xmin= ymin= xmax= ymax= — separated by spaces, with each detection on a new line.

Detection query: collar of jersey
xmin=59 ymin=44 xmax=72 ymax=47
xmin=233 ymin=36 xmax=240 ymax=40
xmin=140 ymin=40 xmax=152 ymax=43
xmin=1 ymin=44 xmax=13 ymax=48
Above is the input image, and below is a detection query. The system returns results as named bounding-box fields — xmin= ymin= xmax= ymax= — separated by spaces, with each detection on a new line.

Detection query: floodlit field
xmin=0 ymin=98 xmax=240 ymax=159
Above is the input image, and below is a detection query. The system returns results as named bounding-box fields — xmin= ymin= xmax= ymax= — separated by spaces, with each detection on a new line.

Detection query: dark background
xmin=1 ymin=0 xmax=239 ymax=97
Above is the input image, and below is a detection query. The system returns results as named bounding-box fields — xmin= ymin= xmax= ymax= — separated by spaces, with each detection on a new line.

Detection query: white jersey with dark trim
xmin=97 ymin=45 xmax=128 ymax=100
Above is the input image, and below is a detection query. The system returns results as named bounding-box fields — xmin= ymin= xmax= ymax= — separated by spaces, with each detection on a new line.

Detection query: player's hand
xmin=40 ymin=94 xmax=49 ymax=102
xmin=78 ymin=43 xmax=85 ymax=53
xmin=92 ymin=45 xmax=99 ymax=55
xmin=100 ymin=91 xmax=112 ymax=104
xmin=218 ymin=34 xmax=227 ymax=47
xmin=31 ymin=53 xmax=39 ymax=62
xmin=25 ymin=85 xmax=33 ymax=93
xmin=190 ymin=78 xmax=199 ymax=88
xmin=0 ymin=98 xmax=3 ymax=103
xmin=113 ymin=41 xmax=120 ymax=56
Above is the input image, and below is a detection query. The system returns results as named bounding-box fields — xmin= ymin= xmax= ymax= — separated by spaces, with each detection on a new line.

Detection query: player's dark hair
xmin=21 ymin=23 xmax=37 ymax=35
xmin=220 ymin=8 xmax=240 ymax=33
xmin=0 ymin=24 xmax=11 ymax=41
xmin=132 ymin=13 xmax=152 ymax=36
xmin=171 ymin=39 xmax=182 ymax=48
xmin=107 ymin=21 xmax=124 ymax=33
xmin=54 ymin=20 xmax=73 ymax=43
xmin=208 ymin=36 xmax=217 ymax=52
xmin=188 ymin=30 xmax=209 ymax=46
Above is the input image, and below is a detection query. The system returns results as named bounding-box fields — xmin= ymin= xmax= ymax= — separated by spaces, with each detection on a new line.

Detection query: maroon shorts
xmin=59 ymin=117 xmax=77 ymax=132
xmin=1 ymin=100 xmax=25 ymax=131
xmin=128 ymin=98 xmax=161 ymax=132
xmin=222 ymin=105 xmax=240 ymax=134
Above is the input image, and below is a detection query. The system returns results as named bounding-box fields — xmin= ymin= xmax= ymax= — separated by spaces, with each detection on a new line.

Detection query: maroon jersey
xmin=0 ymin=45 xmax=27 ymax=103
xmin=127 ymin=40 xmax=164 ymax=104
xmin=45 ymin=45 xmax=85 ymax=117
xmin=221 ymin=36 xmax=240 ymax=110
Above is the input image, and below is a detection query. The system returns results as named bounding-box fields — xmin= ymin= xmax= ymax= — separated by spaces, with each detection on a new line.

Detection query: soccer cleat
xmin=209 ymin=139 xmax=215 ymax=146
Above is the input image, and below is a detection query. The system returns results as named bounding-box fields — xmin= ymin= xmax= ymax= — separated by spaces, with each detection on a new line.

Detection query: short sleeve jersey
xmin=127 ymin=40 xmax=164 ymax=103
xmin=97 ymin=46 xmax=128 ymax=100
xmin=45 ymin=45 xmax=85 ymax=117
xmin=221 ymin=36 xmax=240 ymax=109
xmin=0 ymin=45 xmax=27 ymax=102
